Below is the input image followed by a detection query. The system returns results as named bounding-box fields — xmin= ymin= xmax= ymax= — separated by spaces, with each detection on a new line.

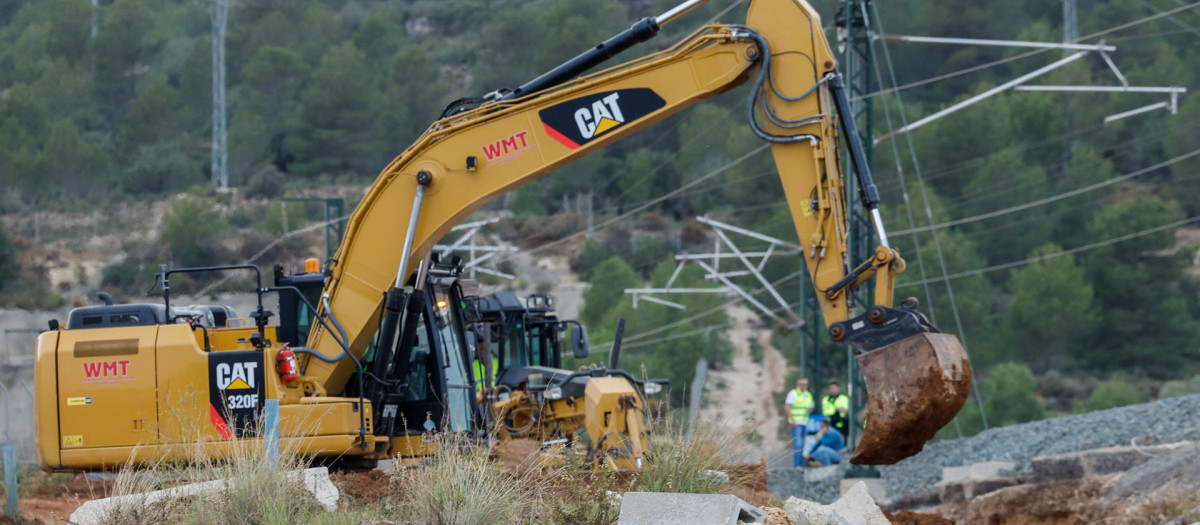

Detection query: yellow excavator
xmin=33 ymin=0 xmax=971 ymax=471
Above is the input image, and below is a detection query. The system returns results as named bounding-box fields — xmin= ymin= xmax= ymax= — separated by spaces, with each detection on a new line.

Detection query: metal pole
xmin=3 ymin=445 xmax=16 ymax=517
xmin=880 ymin=34 xmax=1109 ymax=51
xmin=209 ymin=0 xmax=228 ymax=189
xmin=20 ymin=383 xmax=32 ymax=445
xmin=0 ymin=381 xmax=9 ymax=444
xmin=877 ymin=51 xmax=1089 ymax=141
xmin=395 ymin=172 xmax=433 ymax=288
xmin=655 ymin=0 xmax=710 ymax=27
xmin=263 ymin=399 xmax=279 ymax=468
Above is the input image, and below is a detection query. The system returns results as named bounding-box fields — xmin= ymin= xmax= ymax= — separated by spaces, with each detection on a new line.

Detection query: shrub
xmin=244 ymin=166 xmax=286 ymax=200
xmin=1084 ymin=375 xmax=1141 ymax=412
xmin=161 ymin=196 xmax=228 ymax=267
xmin=1159 ymin=374 xmax=1200 ymax=399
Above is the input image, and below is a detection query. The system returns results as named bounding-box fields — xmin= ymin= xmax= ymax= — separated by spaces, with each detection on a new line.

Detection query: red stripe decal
xmin=209 ymin=404 xmax=233 ymax=439
xmin=542 ymin=122 xmax=580 ymax=149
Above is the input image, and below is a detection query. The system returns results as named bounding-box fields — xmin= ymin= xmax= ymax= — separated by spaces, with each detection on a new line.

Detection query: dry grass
xmin=99 ymin=406 xmax=364 ymax=525
xmin=391 ymin=434 xmax=549 ymax=525
xmin=629 ymin=414 xmax=752 ymax=495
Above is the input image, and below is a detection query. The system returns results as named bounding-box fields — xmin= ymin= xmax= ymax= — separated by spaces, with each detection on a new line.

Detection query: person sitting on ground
xmin=804 ymin=418 xmax=845 ymax=466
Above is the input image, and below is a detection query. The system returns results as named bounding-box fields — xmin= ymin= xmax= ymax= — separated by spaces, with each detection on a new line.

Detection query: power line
xmin=525 ymin=144 xmax=770 ymax=255
xmin=872 ymin=1 xmax=989 ymax=429
xmin=890 ymin=147 xmax=1200 ymax=236
xmin=896 ymin=215 xmax=1200 ymax=288
xmin=852 ymin=1 xmax=1200 ymax=102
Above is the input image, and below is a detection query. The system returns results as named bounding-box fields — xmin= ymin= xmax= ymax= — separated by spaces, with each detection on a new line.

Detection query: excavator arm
xmin=302 ymin=0 xmax=970 ymax=464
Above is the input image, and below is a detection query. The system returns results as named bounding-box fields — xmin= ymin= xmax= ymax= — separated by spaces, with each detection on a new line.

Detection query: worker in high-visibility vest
xmin=784 ymin=377 xmax=815 ymax=468
xmin=822 ymin=379 xmax=851 ymax=441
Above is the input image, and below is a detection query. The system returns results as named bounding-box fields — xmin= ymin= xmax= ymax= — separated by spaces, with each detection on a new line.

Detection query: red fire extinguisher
xmin=276 ymin=345 xmax=299 ymax=383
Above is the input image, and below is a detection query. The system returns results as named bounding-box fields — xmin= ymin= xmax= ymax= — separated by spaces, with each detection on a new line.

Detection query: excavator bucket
xmin=850 ymin=333 xmax=972 ymax=465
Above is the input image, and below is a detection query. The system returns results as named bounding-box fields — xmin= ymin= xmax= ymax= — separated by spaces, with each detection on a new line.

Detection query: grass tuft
xmin=392 ymin=435 xmax=544 ymax=525
xmin=630 ymin=414 xmax=750 ymax=495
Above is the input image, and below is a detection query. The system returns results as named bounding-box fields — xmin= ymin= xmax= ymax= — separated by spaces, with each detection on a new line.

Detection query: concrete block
xmin=941 ymin=465 xmax=971 ymax=484
xmin=840 ymin=477 xmax=887 ymax=505
xmin=617 ymin=492 xmax=766 ymax=525
xmin=69 ymin=467 xmax=338 ymax=525
xmin=302 ymin=467 xmax=340 ymax=511
xmin=830 ymin=482 xmax=891 ymax=525
xmin=786 ymin=482 xmax=890 ymax=525
xmin=971 ymin=477 xmax=1019 ymax=498
xmin=936 ymin=481 xmax=965 ymax=504
xmin=1030 ymin=455 xmax=1085 ymax=483
xmin=970 ymin=461 xmax=1015 ymax=480
xmin=1031 ymin=443 xmax=1188 ymax=482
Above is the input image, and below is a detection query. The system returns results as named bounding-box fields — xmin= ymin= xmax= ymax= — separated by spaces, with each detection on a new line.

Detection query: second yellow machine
xmin=35 ymin=0 xmax=972 ymax=470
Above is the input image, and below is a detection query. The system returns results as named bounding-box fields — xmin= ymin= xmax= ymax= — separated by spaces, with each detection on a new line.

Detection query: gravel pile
xmin=768 ymin=394 xmax=1200 ymax=502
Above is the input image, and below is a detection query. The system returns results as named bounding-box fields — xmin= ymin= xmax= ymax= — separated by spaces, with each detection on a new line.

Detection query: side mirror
xmin=571 ymin=323 xmax=589 ymax=359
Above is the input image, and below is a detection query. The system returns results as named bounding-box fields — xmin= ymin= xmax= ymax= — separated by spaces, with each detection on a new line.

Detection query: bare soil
xmin=699 ymin=305 xmax=788 ymax=464
xmin=330 ymin=469 xmax=391 ymax=510
xmin=883 ymin=509 xmax=954 ymax=525
xmin=12 ymin=473 xmax=114 ymax=524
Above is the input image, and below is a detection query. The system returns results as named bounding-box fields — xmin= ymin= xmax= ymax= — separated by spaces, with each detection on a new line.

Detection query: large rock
xmin=69 ymin=467 xmax=339 ymax=525
xmin=965 ymin=478 xmax=1106 ymax=525
xmin=784 ymin=482 xmax=890 ymax=525
xmin=617 ymin=492 xmax=766 ymax=525
xmin=1106 ymin=442 xmax=1200 ymax=499
xmin=1031 ymin=442 xmax=1190 ymax=483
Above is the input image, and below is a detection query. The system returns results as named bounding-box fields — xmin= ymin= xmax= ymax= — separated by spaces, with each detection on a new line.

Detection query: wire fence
xmin=2 ymin=326 xmax=43 ymax=517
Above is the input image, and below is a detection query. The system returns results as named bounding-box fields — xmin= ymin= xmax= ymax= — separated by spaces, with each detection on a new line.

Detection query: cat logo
xmin=539 ymin=88 xmax=666 ymax=149
xmin=216 ymin=361 xmax=258 ymax=390
xmin=575 ymin=93 xmax=625 ymax=140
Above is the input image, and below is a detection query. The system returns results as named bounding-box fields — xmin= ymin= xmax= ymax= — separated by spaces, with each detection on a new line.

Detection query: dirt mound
xmin=494 ymin=438 xmax=543 ymax=470
xmin=12 ymin=473 xmax=114 ymax=524
xmin=330 ymin=469 xmax=392 ymax=509
xmin=883 ymin=509 xmax=953 ymax=525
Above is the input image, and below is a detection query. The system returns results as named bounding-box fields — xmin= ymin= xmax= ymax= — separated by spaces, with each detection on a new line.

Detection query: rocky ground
xmin=768 ymin=393 xmax=1200 ymax=505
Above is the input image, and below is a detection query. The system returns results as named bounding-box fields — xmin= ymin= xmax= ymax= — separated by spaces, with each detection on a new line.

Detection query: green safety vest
xmin=822 ymin=394 xmax=850 ymax=428
xmin=472 ymin=359 xmax=497 ymax=391
xmin=789 ymin=389 xmax=815 ymax=423
xmin=822 ymin=394 xmax=849 ymax=417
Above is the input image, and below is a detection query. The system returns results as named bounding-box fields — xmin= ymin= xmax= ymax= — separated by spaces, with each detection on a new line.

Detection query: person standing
xmin=822 ymin=379 xmax=850 ymax=441
xmin=785 ymin=377 xmax=815 ymax=467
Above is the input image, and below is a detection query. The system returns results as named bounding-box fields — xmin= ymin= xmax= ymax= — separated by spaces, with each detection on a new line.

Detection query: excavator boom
xmin=298 ymin=0 xmax=970 ymax=463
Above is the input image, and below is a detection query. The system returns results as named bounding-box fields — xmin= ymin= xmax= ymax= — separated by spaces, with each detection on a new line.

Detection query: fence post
xmin=0 ymin=380 xmax=9 ymax=444
xmin=21 ymin=382 xmax=33 ymax=445
xmin=4 ymin=445 xmax=17 ymax=517
xmin=263 ymin=400 xmax=279 ymax=468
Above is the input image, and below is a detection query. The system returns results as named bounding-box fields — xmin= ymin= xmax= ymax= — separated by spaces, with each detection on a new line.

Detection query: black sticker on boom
xmin=207 ymin=350 xmax=265 ymax=439
xmin=539 ymin=88 xmax=666 ymax=149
